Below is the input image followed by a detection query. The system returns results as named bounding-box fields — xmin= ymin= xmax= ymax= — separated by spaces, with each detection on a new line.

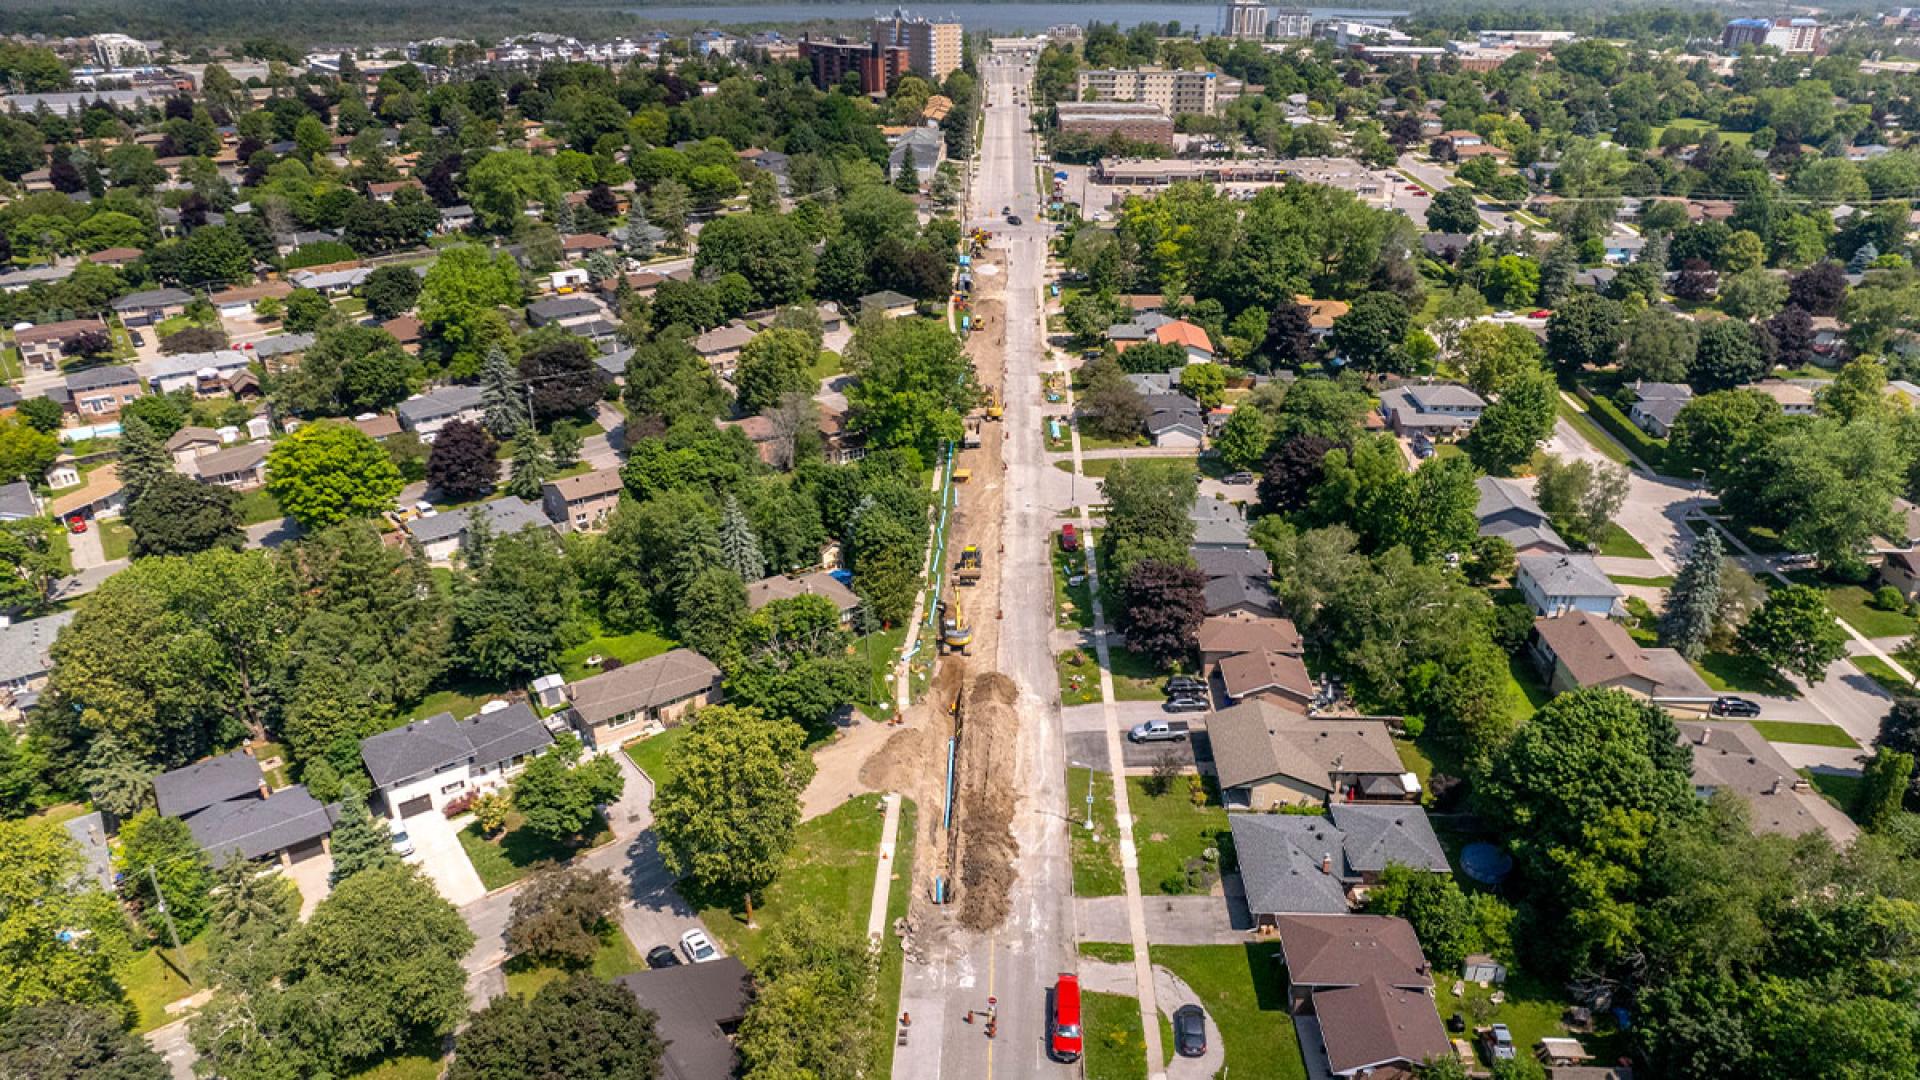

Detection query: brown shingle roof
xmin=544 ymin=467 xmax=623 ymax=502
xmin=1312 ymin=976 xmax=1450 ymax=1075
xmin=1273 ymin=913 xmax=1434 ymax=990
xmin=1218 ymin=649 xmax=1314 ymax=703
xmin=1208 ymin=700 xmax=1404 ymax=793
xmin=1532 ymin=614 xmax=1711 ymax=698
xmin=1197 ymin=615 xmax=1302 ymax=657
xmin=568 ymin=649 xmax=721 ymax=727
xmin=746 ymin=571 xmax=860 ymax=614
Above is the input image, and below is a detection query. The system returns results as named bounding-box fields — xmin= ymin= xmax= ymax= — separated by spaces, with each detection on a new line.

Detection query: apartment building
xmin=1226 ymin=0 xmax=1269 ymax=40
xmin=1056 ymin=101 xmax=1176 ymax=149
xmin=1075 ymin=68 xmax=1242 ymax=117
xmin=1270 ymin=8 xmax=1314 ymax=39
xmin=798 ymin=36 xmax=907 ymax=94
xmin=1722 ymin=17 xmax=1824 ymax=54
xmin=872 ymin=10 xmax=963 ymax=81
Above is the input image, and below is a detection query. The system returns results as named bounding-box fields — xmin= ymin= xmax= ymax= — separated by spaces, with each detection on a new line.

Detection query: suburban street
xmin=892 ymin=53 xmax=1078 ymax=1080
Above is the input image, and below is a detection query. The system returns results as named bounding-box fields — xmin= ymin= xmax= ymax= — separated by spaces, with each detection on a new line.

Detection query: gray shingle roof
xmin=250 ymin=333 xmax=315 ymax=360
xmin=1326 ymin=803 xmax=1449 ymax=876
xmin=615 ymin=959 xmax=752 ymax=1080
xmin=406 ymin=496 xmax=551 ymax=546
xmin=1228 ymin=814 xmax=1350 ymax=915
xmin=1474 ymin=476 xmax=1567 ymax=552
xmin=112 ymin=287 xmax=191 ymax=310
xmin=1518 ymin=553 xmax=1622 ymax=600
xmin=1193 ymin=547 xmax=1271 ymax=580
xmin=1204 ymin=574 xmax=1281 ymax=616
xmin=186 ymin=784 xmax=340 ymax=866
xmin=569 ymin=648 xmax=721 ymax=727
xmin=527 ymin=295 xmax=601 ymax=323
xmin=0 ymin=480 xmax=38 ymax=521
xmin=0 ymin=610 xmax=72 ymax=685
xmin=397 ymin=384 xmax=484 ymax=426
xmin=65 ymin=365 xmax=140 ymax=391
xmin=153 ymin=749 xmax=263 ymax=819
xmin=359 ymin=702 xmax=554 ymax=789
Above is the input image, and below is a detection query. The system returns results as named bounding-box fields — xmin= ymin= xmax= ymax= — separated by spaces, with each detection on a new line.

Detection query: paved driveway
xmin=403 ymin=810 xmax=485 ymax=907
xmin=283 ymin=852 xmax=332 ymax=919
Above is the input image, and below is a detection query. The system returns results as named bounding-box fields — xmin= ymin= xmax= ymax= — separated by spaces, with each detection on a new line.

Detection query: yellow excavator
xmin=939 ymin=594 xmax=973 ymax=654
xmin=955 ymin=545 xmax=983 ymax=586
xmin=984 ymin=391 xmax=1004 ymax=421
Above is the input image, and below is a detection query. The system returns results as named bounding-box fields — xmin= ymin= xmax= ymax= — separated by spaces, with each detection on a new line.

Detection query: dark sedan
xmin=1710 ymin=696 xmax=1762 ymax=718
xmin=1173 ymin=1004 xmax=1207 ymax=1057
xmin=645 ymin=945 xmax=681 ymax=970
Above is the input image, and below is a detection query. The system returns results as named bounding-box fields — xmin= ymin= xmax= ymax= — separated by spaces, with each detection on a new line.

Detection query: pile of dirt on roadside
xmin=955 ymin=671 xmax=1022 ymax=931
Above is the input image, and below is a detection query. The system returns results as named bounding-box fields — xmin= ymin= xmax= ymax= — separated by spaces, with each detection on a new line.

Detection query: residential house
xmin=359 ymin=702 xmax=556 ymax=818
xmin=1153 ymin=319 xmax=1216 ymax=364
xmin=152 ymin=750 xmax=339 ymax=867
xmin=164 ymin=426 xmax=223 ymax=469
xmin=541 ymin=468 xmax=624 ymax=532
xmin=1604 ymin=234 xmax=1645 ymax=265
xmin=1142 ymin=392 xmax=1205 ymax=449
xmin=1475 ymin=476 xmax=1569 ymax=554
xmin=1678 ymin=721 xmax=1859 ymax=844
xmin=111 ymin=287 xmax=192 ymax=327
xmin=64 ymin=365 xmax=144 ymax=417
xmin=289 ymin=266 xmax=371 ymax=295
xmin=1231 ymin=803 xmax=1449 ymax=922
xmin=1204 ymin=574 xmax=1283 ymax=619
xmin=1749 ymin=379 xmax=1817 ymax=416
xmin=48 ymin=464 xmax=125 ymax=524
xmin=85 ymin=247 xmax=143 ymax=268
xmin=1190 ymin=498 xmax=1252 ymax=549
xmin=1529 ymin=613 xmax=1713 ymax=709
xmin=746 ymin=570 xmax=861 ymax=623
xmin=1516 ymin=554 xmax=1623 ymax=618
xmin=614 ymin=959 xmax=753 ymax=1080
xmin=0 ymin=611 xmax=75 ymax=695
xmin=185 ymin=441 xmax=270 ymax=490
xmin=1420 ymin=233 xmax=1473 ymax=263
xmin=367 ymin=178 xmax=425 ymax=202
xmin=439 ymin=205 xmax=476 ymax=232
xmin=1217 ymin=647 xmax=1314 ymax=707
xmin=350 ymin=413 xmax=403 ymax=441
xmin=404 ymin=497 xmax=553 ymax=563
xmin=210 ymin=280 xmax=293 ymax=319
xmin=1377 ymin=382 xmax=1486 ymax=438
xmin=889 ymin=125 xmax=946 ymax=185
xmin=1628 ymin=382 xmax=1693 ymax=438
xmin=1208 ymin=699 xmax=1416 ymax=808
xmin=397 ymin=384 xmax=485 ymax=441
xmin=249 ymin=332 xmax=315 ymax=369
xmin=859 ymin=290 xmax=918 ymax=319
xmin=567 ymin=649 xmax=723 ymax=750
xmin=1292 ymin=297 xmax=1349 ymax=337
xmin=0 ymin=481 xmax=39 ymax=522
xmin=526 ymin=294 xmax=606 ymax=330
xmin=1193 ymin=546 xmax=1271 ymax=581
xmin=15 ymin=318 xmax=109 ymax=371
xmin=136 ymin=350 xmax=252 ymax=395
xmin=1197 ymin=614 xmax=1303 ymax=672
xmin=1274 ymin=914 xmax=1449 ymax=1079
xmin=1811 ymin=316 xmax=1845 ymax=360
xmin=561 ymin=233 xmax=617 ymax=260
xmin=692 ymin=322 xmax=756 ymax=378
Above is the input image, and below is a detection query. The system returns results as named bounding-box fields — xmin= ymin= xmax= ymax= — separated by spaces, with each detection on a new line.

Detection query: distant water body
xmin=625 ymin=4 xmax=1409 ymax=32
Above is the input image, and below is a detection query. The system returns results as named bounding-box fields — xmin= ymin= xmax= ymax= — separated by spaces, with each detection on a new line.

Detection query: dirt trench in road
xmin=857 ymin=241 xmax=1026 ymax=946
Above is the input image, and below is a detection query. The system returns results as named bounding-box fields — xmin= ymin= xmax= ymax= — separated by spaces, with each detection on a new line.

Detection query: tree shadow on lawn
xmin=496 ymin=811 xmax=611 ymax=869
xmin=1697 ymin=651 xmax=1798 ymax=698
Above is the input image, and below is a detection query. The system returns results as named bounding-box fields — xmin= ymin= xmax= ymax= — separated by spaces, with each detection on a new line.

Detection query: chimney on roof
xmin=1321 ymin=853 xmax=1332 ymax=875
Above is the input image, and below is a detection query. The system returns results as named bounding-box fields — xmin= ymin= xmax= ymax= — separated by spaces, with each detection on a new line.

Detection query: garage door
xmin=397 ymin=795 xmax=433 ymax=818
xmin=284 ymin=836 xmax=327 ymax=864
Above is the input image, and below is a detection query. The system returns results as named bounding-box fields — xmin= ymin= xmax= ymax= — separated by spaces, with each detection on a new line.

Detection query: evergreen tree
xmin=505 ymin=425 xmax=554 ymax=500
xmin=328 ymin=795 xmax=399 ymax=886
xmin=626 ymin=201 xmax=655 ymax=259
xmin=1538 ymin=240 xmax=1579 ymax=306
xmin=79 ymin=733 xmax=153 ymax=821
xmin=480 ymin=345 xmax=523 ymax=437
xmin=584 ymin=251 xmax=618 ymax=283
xmin=550 ymin=194 xmax=576 ymax=234
xmin=894 ymin=147 xmax=918 ymax=193
xmin=718 ymin=494 xmax=766 ymax=582
xmin=1659 ymin=530 xmax=1724 ymax=660
xmin=1848 ymin=240 xmax=1880 ymax=273
xmin=116 ymin=417 xmax=173 ymax=504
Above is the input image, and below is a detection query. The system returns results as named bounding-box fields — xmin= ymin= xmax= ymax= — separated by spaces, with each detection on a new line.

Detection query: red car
xmin=65 ymin=514 xmax=87 ymax=534
xmin=1059 ymin=523 xmax=1079 ymax=552
xmin=1049 ymin=974 xmax=1083 ymax=1062
xmin=1529 ymin=310 xmax=1552 ymax=319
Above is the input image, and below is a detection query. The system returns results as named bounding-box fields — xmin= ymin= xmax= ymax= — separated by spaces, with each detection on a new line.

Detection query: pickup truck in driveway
xmin=1128 ymin=720 xmax=1189 ymax=743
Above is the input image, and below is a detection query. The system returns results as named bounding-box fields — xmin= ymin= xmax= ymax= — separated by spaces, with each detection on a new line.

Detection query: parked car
xmin=1173 ymin=1004 xmax=1207 ymax=1058
xmin=1060 ymin=523 xmax=1079 ymax=552
xmin=1165 ymin=676 xmax=1206 ymax=696
xmin=1411 ymin=435 xmax=1435 ymax=460
xmin=645 ymin=945 xmax=681 ymax=970
xmin=1128 ymin=720 xmax=1188 ymax=743
xmin=680 ymin=928 xmax=719 ymax=964
xmin=1164 ymin=696 xmax=1209 ymax=714
xmin=1222 ymin=471 xmax=1255 ymax=485
xmin=65 ymin=514 xmax=87 ymax=534
xmin=1483 ymin=1023 xmax=1516 ymax=1061
xmin=1048 ymin=974 xmax=1083 ymax=1062
xmin=1711 ymin=696 xmax=1762 ymax=718
xmin=389 ymin=826 xmax=415 ymax=857
xmin=129 ymin=330 xmax=146 ymax=347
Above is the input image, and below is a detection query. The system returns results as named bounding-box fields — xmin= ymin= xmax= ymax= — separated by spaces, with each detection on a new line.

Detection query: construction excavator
xmin=939 ymin=594 xmax=974 ymax=654
xmin=955 ymin=545 xmax=983 ymax=586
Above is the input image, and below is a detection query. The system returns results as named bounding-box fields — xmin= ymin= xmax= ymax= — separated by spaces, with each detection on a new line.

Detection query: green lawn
xmin=1593 ymin=523 xmax=1652 ymax=560
xmin=458 ymin=811 xmax=612 ymax=891
xmin=98 ymin=518 xmax=133 ymax=561
xmin=25 ymin=801 xmax=89 ymax=826
xmin=1854 ymin=654 xmax=1912 ymax=695
xmin=1068 ymin=766 xmax=1124 ymax=897
xmin=1148 ymin=944 xmax=1306 ymax=1080
xmin=1749 ymin=720 xmax=1859 ymax=748
xmin=1054 ymin=543 xmax=1096 ymax=631
xmin=405 ymin=676 xmax=508 ymax=722
xmin=1800 ymin=768 xmax=1865 ymax=821
xmin=1078 ymin=428 xmax=1151 ymax=451
xmin=503 ymin=928 xmax=647 ymax=999
xmin=1436 ymin=969 xmax=1622 ymax=1068
xmin=124 ymin=938 xmax=209 ymax=1032
xmin=851 ymin=625 xmax=908 ymax=715
xmin=556 ymin=629 xmax=677 ymax=682
xmin=1783 ymin=574 xmax=1918 ymax=639
xmin=1079 ymin=941 xmax=1134 ymax=964
xmin=1504 ymin=652 xmax=1552 ymax=724
xmin=699 ymin=793 xmax=888 ymax=967
xmin=1128 ymin=774 xmax=1232 ymax=897
xmin=1083 ymin=991 xmax=1149 ymax=1080
xmin=233 ymin=488 xmax=284 ymax=527
xmin=343 ymin=1034 xmax=447 ymax=1080
xmin=1054 ymin=456 xmax=1191 ymax=479
xmin=1695 ymin=650 xmax=1795 ymax=697
xmin=1057 ymin=645 xmax=1166 ymax=707
xmin=1610 ymin=574 xmax=1675 ymax=588
xmin=623 ymin=725 xmax=692 ymax=788
xmin=808 ymin=349 xmax=842 ymax=381
xmin=1044 ymin=419 xmax=1072 ymax=452
xmin=1553 ymin=397 xmax=1633 ymax=468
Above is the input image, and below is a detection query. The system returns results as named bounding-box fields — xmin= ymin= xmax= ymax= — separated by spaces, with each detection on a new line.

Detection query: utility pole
xmin=146 ymin=865 xmax=185 ymax=960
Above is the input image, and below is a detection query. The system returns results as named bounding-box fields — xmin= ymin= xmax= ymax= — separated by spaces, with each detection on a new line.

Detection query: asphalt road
xmin=893 ymin=55 xmax=1079 ymax=1080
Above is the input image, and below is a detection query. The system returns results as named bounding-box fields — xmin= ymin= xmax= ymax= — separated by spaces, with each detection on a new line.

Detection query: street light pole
xmin=1083 ymin=766 xmax=1096 ymax=830
xmin=146 ymin=865 xmax=184 ymax=957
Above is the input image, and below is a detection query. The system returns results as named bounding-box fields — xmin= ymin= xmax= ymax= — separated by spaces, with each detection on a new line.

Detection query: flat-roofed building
xmin=1056 ymin=101 xmax=1175 ymax=149
xmin=1076 ymin=67 xmax=1242 ymax=117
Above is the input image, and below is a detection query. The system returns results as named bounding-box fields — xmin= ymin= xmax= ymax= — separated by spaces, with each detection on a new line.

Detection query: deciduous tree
xmin=426 ymin=419 xmax=498 ymax=499
xmin=511 ymin=733 xmax=624 ymax=841
xmin=0 ymin=1002 xmax=168 ymax=1080
xmin=1118 ymin=558 xmax=1207 ymax=665
xmin=126 ymin=473 xmax=242 ymax=557
xmin=267 ymin=422 xmax=404 ymax=529
xmin=653 ymin=706 xmax=814 ymax=916
xmin=504 ymin=865 xmax=620 ymax=968
xmin=1739 ymin=584 xmax=1846 ymax=683
xmin=448 ymin=975 xmax=664 ymax=1080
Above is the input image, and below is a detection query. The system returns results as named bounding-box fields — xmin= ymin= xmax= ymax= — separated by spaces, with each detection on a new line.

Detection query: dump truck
xmin=939 ymin=595 xmax=973 ymax=654
xmin=955 ymin=545 xmax=983 ymax=586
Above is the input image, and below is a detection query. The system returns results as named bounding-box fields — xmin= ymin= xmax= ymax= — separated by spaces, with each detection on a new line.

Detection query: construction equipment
xmin=939 ymin=595 xmax=974 ymax=654
xmin=955 ymin=545 xmax=983 ymax=586
xmin=984 ymin=392 xmax=1004 ymax=421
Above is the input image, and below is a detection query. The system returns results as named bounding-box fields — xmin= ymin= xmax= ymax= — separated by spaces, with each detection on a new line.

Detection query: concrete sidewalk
xmin=866 ymin=793 xmax=903 ymax=946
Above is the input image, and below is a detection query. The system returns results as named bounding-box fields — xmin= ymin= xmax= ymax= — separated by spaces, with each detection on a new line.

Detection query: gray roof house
xmin=1231 ymin=805 xmax=1449 ymax=921
xmin=1474 ymin=476 xmax=1568 ymax=554
xmin=1204 ymin=574 xmax=1282 ymax=618
xmin=249 ymin=332 xmax=316 ymax=363
xmin=405 ymin=497 xmax=553 ymax=561
xmin=889 ymin=126 xmax=946 ymax=185
xmin=1143 ymin=393 xmax=1205 ymax=447
xmin=1516 ymin=553 xmax=1623 ymax=618
xmin=396 ymin=384 xmax=485 ymax=439
xmin=1377 ymin=382 xmax=1486 ymax=436
xmin=526 ymin=295 xmax=603 ymax=327
xmin=615 ymin=959 xmax=753 ymax=1080
xmin=0 ymin=480 xmax=41 ymax=521
xmin=65 ymin=364 xmax=142 ymax=392
xmin=152 ymin=749 xmax=339 ymax=866
xmin=153 ymin=749 xmax=267 ymax=819
xmin=0 ymin=611 xmax=74 ymax=693
xmin=359 ymin=702 xmax=555 ymax=818
xmin=1628 ymin=382 xmax=1693 ymax=438
xmin=1193 ymin=546 xmax=1270 ymax=580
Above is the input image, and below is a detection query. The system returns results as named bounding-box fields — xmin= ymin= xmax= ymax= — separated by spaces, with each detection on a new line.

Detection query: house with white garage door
xmin=359 ymin=701 xmax=557 ymax=818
